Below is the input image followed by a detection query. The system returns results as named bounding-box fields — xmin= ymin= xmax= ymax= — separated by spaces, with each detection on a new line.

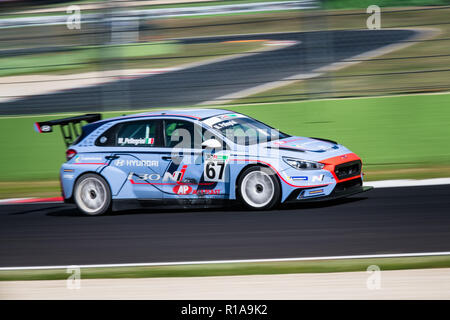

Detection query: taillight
xmin=66 ymin=149 xmax=77 ymax=161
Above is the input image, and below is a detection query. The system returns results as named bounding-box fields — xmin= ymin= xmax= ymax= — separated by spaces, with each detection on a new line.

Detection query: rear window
xmin=73 ymin=122 xmax=106 ymax=145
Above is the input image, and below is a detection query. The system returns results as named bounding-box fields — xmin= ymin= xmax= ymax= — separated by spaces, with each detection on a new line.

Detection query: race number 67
xmin=204 ymin=161 xmax=226 ymax=182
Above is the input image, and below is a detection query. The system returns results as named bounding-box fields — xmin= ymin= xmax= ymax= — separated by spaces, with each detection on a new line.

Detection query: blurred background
xmin=1 ymin=0 xmax=450 ymax=198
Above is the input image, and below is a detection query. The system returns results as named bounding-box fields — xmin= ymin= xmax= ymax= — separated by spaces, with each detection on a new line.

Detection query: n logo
xmin=312 ymin=174 xmax=325 ymax=183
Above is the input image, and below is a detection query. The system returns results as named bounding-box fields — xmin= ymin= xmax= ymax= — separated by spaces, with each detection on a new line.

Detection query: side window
xmin=164 ymin=119 xmax=200 ymax=149
xmin=116 ymin=120 xmax=161 ymax=147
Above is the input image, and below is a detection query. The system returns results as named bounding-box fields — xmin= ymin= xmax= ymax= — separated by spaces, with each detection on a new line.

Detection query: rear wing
xmin=34 ymin=113 xmax=102 ymax=147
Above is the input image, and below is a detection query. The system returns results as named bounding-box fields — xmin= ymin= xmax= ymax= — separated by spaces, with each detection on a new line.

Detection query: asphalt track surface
xmin=0 ymin=29 xmax=416 ymax=115
xmin=1 ymin=184 xmax=449 ymax=268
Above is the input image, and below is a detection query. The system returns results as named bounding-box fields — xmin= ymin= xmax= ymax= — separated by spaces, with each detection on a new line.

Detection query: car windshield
xmin=203 ymin=114 xmax=289 ymax=145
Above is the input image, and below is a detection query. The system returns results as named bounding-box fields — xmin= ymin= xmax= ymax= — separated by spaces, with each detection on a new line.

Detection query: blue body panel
xmin=60 ymin=109 xmax=364 ymax=205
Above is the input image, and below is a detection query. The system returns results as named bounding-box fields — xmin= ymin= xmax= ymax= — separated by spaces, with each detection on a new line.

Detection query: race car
xmin=35 ymin=109 xmax=372 ymax=215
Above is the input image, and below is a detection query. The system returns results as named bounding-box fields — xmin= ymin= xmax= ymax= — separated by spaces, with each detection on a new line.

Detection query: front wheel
xmin=74 ymin=174 xmax=111 ymax=216
xmin=237 ymin=166 xmax=281 ymax=210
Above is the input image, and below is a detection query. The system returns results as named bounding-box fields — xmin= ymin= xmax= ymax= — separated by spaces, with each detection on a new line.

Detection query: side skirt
xmin=112 ymin=198 xmax=237 ymax=212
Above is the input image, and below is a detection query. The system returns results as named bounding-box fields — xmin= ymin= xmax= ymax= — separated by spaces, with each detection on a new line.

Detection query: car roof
xmin=80 ymin=109 xmax=238 ymax=140
xmin=111 ymin=108 xmax=235 ymax=121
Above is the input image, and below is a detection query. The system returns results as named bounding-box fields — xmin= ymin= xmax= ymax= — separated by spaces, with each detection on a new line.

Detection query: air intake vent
xmin=334 ymin=160 xmax=362 ymax=180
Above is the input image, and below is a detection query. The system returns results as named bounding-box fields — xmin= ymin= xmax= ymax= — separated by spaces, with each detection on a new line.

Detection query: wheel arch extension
xmin=234 ymin=162 xmax=281 ymax=196
xmin=66 ymin=171 xmax=111 ymax=202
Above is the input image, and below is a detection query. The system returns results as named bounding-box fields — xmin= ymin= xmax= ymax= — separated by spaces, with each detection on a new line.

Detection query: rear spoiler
xmin=34 ymin=113 xmax=102 ymax=147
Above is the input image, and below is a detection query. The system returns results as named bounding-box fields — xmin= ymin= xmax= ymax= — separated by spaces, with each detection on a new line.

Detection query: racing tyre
xmin=237 ymin=166 xmax=281 ymax=210
xmin=74 ymin=174 xmax=111 ymax=216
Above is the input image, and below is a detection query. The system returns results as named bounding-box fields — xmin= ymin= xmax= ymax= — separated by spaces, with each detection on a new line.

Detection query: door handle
xmin=105 ymin=155 xmax=120 ymax=160
xmin=161 ymin=156 xmax=172 ymax=161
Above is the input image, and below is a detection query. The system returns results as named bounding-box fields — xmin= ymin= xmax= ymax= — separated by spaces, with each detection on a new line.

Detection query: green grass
xmin=0 ymin=93 xmax=449 ymax=190
xmin=0 ymin=41 xmax=178 ymax=77
xmin=1 ymin=255 xmax=449 ymax=281
xmin=0 ymin=181 xmax=60 ymax=199
xmin=222 ymin=93 xmax=450 ymax=169
xmin=323 ymin=0 xmax=450 ymax=10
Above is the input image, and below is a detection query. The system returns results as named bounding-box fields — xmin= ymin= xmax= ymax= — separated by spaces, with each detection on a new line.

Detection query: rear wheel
xmin=74 ymin=174 xmax=111 ymax=216
xmin=237 ymin=166 xmax=281 ymax=210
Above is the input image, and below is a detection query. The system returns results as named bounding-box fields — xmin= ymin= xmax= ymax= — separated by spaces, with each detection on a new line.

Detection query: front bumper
xmin=285 ymin=177 xmax=373 ymax=202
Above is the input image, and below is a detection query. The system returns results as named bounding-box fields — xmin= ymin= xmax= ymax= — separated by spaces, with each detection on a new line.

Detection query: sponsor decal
xmin=219 ymin=114 xmax=238 ymax=119
xmin=73 ymin=155 xmax=105 ymax=164
xmin=115 ymin=159 xmax=159 ymax=167
xmin=173 ymin=185 xmax=193 ymax=195
xmin=193 ymin=189 xmax=220 ymax=195
xmin=203 ymin=114 xmax=245 ymax=128
xmin=75 ymin=156 xmax=103 ymax=163
xmin=118 ymin=137 xmax=154 ymax=145
xmin=128 ymin=172 xmax=162 ymax=181
xmin=205 ymin=154 xmax=228 ymax=161
xmin=164 ymin=165 xmax=188 ymax=183
xmin=63 ymin=174 xmax=74 ymax=180
xmin=212 ymin=120 xmax=237 ymax=130
xmin=128 ymin=165 xmax=188 ymax=183
xmin=291 ymin=176 xmax=308 ymax=181
xmin=287 ymin=175 xmax=325 ymax=183
xmin=173 ymin=185 xmax=221 ymax=195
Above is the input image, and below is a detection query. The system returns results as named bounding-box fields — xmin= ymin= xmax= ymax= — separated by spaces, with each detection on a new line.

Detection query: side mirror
xmin=201 ymin=138 xmax=222 ymax=149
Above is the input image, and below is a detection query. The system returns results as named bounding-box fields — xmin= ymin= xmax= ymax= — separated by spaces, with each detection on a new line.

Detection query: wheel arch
xmin=234 ymin=162 xmax=281 ymax=197
xmin=67 ymin=171 xmax=111 ymax=202
xmin=72 ymin=171 xmax=113 ymax=216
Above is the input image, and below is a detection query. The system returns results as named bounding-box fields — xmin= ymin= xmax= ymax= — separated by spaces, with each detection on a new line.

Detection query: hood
xmin=267 ymin=136 xmax=337 ymax=152
xmin=262 ymin=136 xmax=349 ymax=161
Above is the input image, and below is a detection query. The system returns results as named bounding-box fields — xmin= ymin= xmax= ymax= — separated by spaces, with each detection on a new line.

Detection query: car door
xmin=100 ymin=119 xmax=169 ymax=199
xmin=161 ymin=119 xmax=230 ymax=200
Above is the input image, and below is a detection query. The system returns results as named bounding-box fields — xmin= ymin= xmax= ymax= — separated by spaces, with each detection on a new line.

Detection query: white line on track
xmin=0 ymin=198 xmax=32 ymax=204
xmin=365 ymin=177 xmax=450 ymax=188
xmin=0 ymin=251 xmax=449 ymax=271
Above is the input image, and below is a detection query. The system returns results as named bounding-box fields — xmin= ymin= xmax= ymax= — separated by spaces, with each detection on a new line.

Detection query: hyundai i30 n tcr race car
xmin=35 ymin=109 xmax=372 ymax=215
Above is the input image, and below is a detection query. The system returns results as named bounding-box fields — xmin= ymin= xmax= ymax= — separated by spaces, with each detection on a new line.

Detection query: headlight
xmin=283 ymin=157 xmax=324 ymax=170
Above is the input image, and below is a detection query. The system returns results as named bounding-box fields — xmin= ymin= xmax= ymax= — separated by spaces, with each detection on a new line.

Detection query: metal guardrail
xmin=0 ymin=0 xmax=319 ymax=28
